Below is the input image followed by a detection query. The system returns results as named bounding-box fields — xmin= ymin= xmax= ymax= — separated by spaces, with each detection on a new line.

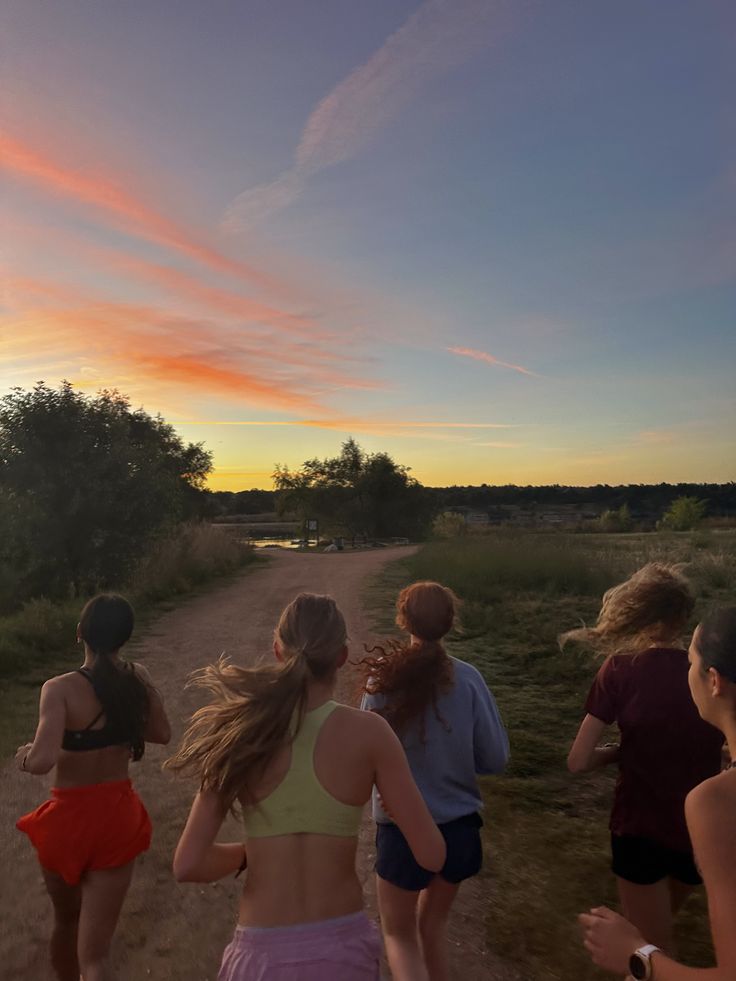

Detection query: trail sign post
xmin=306 ymin=518 xmax=319 ymax=547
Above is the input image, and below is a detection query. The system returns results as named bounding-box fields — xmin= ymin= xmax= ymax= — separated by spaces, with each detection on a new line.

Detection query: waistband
xmin=232 ymin=911 xmax=372 ymax=947
xmin=51 ymin=778 xmax=134 ymax=799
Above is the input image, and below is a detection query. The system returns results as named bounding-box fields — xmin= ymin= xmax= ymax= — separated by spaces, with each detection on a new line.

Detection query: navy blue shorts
xmin=611 ymin=834 xmax=702 ymax=886
xmin=376 ymin=812 xmax=483 ymax=891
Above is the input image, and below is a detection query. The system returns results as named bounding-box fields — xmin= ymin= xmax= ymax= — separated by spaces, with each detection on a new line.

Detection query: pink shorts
xmin=217 ymin=912 xmax=382 ymax=981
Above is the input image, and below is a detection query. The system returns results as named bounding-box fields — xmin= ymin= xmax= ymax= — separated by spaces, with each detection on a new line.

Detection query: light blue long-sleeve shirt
xmin=361 ymin=656 xmax=509 ymax=825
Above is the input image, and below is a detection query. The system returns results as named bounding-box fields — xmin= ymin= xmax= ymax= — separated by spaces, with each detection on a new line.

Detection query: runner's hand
xmin=15 ymin=743 xmax=33 ymax=771
xmin=578 ymin=906 xmax=645 ymax=974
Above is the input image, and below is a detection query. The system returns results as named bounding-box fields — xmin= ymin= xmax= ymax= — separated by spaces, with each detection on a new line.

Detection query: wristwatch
xmin=629 ymin=944 xmax=661 ymax=980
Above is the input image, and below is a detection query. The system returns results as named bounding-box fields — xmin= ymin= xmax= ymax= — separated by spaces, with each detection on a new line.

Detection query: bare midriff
xmin=237 ymin=834 xmax=363 ymax=928
xmin=53 ymin=745 xmax=132 ymax=788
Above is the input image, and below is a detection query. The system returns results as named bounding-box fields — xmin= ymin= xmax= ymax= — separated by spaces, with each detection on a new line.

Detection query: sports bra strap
xmin=76 ymin=668 xmax=105 ymax=730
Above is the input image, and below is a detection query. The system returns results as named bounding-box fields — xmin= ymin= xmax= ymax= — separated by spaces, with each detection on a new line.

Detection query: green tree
xmin=597 ymin=503 xmax=633 ymax=533
xmin=273 ymin=438 xmax=432 ymax=543
xmin=433 ymin=511 xmax=467 ymax=538
xmin=0 ymin=382 xmax=212 ymax=606
xmin=659 ymin=496 xmax=707 ymax=532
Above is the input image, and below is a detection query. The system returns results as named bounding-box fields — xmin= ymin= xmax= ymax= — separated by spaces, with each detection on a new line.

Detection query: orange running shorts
xmin=16 ymin=778 xmax=151 ymax=885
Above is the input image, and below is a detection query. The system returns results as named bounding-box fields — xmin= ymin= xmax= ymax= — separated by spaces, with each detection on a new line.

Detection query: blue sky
xmin=2 ymin=0 xmax=734 ymax=487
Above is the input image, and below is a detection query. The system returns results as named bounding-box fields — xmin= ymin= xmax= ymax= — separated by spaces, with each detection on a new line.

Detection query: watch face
xmin=629 ymin=954 xmax=647 ymax=980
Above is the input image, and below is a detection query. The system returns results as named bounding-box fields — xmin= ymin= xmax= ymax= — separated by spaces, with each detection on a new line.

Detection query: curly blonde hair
xmin=559 ymin=563 xmax=694 ymax=654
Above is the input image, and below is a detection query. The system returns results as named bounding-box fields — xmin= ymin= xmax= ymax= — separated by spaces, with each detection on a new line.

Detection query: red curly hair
xmin=361 ymin=581 xmax=457 ymax=738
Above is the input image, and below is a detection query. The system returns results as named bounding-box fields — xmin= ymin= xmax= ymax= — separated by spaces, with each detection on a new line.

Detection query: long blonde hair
xmin=559 ymin=563 xmax=694 ymax=654
xmin=166 ymin=593 xmax=347 ymax=810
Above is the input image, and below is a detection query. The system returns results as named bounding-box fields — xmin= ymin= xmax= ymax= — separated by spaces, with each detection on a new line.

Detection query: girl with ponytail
xmin=360 ymin=582 xmax=509 ymax=981
xmin=15 ymin=593 xmax=171 ymax=981
xmin=167 ymin=592 xmax=444 ymax=981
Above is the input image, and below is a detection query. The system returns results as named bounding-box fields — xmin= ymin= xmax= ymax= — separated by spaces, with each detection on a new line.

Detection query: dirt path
xmin=1 ymin=548 xmax=519 ymax=980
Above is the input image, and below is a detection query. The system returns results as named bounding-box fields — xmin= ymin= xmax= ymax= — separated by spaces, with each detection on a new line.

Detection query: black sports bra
xmin=61 ymin=667 xmax=131 ymax=752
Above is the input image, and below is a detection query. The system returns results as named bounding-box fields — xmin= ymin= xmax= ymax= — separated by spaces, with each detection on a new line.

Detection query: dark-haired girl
xmin=360 ymin=581 xmax=509 ymax=981
xmin=579 ymin=607 xmax=736 ymax=980
xmin=15 ymin=593 xmax=170 ymax=981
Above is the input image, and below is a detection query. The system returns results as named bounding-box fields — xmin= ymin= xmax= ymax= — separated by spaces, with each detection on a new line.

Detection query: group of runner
xmin=13 ymin=567 xmax=736 ymax=981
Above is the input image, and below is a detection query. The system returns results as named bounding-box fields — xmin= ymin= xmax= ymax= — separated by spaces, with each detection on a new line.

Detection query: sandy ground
xmin=1 ymin=547 xmax=520 ymax=980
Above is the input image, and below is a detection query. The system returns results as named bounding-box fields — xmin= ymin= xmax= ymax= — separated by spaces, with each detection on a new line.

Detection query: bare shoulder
xmin=687 ymin=772 xmax=736 ymax=844
xmin=330 ymin=703 xmax=392 ymax=740
xmin=42 ymin=673 xmax=77 ymax=696
xmin=131 ymin=661 xmax=155 ymax=685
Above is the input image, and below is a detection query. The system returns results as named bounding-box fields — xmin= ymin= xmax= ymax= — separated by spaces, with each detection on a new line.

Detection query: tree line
xmin=2 ymin=381 xmax=733 ymax=612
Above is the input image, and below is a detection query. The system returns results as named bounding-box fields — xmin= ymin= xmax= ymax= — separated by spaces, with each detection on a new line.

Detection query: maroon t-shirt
xmin=585 ymin=647 xmax=723 ymax=853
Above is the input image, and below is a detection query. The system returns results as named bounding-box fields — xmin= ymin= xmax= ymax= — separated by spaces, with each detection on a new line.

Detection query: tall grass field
xmin=366 ymin=529 xmax=736 ymax=981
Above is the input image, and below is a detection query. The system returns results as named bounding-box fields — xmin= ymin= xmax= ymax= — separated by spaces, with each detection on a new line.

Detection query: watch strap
xmin=632 ymin=944 xmax=661 ymax=980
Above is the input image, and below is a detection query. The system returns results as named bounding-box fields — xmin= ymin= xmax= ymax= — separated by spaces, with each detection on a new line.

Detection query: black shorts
xmin=611 ymin=834 xmax=702 ymax=886
xmin=376 ymin=812 xmax=483 ymax=892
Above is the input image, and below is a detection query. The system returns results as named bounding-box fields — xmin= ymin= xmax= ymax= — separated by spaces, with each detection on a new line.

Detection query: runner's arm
xmin=173 ymin=790 xmax=246 ymax=883
xmin=371 ymin=714 xmax=446 ymax=872
xmin=133 ymin=662 xmax=171 ymax=744
xmin=471 ymin=673 xmax=509 ymax=774
xmin=15 ymin=680 xmax=66 ymax=774
xmin=567 ymin=714 xmax=619 ymax=773
xmin=579 ymin=779 xmax=736 ymax=979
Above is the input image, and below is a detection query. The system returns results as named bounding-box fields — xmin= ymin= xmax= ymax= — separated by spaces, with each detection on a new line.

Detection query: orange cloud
xmin=0 ymin=131 xmax=286 ymax=293
xmin=448 ymin=346 xmax=536 ymax=376
xmin=2 ymin=270 xmax=380 ymax=394
xmin=0 ymin=298 xmax=346 ymax=414
xmin=108 ymin=254 xmax=323 ymax=338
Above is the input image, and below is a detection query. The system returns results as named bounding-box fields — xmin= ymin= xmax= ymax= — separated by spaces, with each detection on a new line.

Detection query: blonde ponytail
xmin=166 ymin=593 xmax=346 ymax=811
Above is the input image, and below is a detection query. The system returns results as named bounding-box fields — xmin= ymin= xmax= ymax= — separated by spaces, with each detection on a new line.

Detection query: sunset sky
xmin=2 ymin=1 xmax=734 ymax=490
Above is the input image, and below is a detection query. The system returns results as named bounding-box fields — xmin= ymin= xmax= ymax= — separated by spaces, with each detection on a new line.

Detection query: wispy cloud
xmin=475 ymin=440 xmax=523 ymax=448
xmin=1 ymin=277 xmax=382 ymax=413
xmin=634 ymin=429 xmax=676 ymax=446
xmin=448 ymin=346 xmax=536 ymax=376
xmin=223 ymin=0 xmax=518 ymax=229
xmin=173 ymin=419 xmax=517 ymax=429
xmin=0 ymin=131 xmax=285 ymax=293
xmin=171 ymin=417 xmax=519 ymax=442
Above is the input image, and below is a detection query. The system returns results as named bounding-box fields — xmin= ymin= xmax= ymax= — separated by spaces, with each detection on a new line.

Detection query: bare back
xmin=237 ymin=703 xmax=438 ymax=927
xmin=34 ymin=660 xmax=169 ymax=788
xmin=51 ymin=671 xmax=132 ymax=787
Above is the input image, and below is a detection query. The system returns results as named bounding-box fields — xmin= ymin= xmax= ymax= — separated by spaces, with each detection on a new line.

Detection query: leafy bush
xmin=133 ymin=523 xmax=256 ymax=602
xmin=432 ymin=511 xmax=467 ymax=538
xmin=659 ymin=496 xmax=707 ymax=531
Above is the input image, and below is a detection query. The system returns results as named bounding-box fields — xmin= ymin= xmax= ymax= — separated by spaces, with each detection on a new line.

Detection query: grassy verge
xmin=365 ymin=530 xmax=736 ymax=981
xmin=0 ymin=523 xmax=263 ymax=757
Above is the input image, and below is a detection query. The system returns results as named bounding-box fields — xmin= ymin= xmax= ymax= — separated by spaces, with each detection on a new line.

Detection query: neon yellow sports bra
xmin=243 ymin=700 xmax=364 ymax=839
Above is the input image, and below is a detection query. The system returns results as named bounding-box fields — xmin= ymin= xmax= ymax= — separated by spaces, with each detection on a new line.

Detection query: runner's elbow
xmin=146 ymin=719 xmax=172 ymax=745
xmin=567 ymin=752 xmax=589 ymax=774
xmin=173 ymin=849 xmax=199 ymax=882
